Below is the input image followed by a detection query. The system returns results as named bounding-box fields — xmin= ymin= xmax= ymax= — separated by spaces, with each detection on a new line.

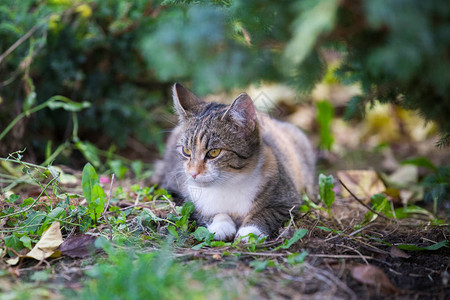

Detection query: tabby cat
xmin=153 ymin=83 xmax=315 ymax=241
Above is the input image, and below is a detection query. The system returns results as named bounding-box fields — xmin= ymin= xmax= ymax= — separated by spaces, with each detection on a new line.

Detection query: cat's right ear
xmin=172 ymin=83 xmax=203 ymax=117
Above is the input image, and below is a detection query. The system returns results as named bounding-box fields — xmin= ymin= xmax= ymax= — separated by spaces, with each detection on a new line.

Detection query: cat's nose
xmin=189 ymin=170 xmax=200 ymax=179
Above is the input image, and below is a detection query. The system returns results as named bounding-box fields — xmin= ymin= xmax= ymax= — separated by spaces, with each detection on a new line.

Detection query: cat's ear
xmin=222 ymin=93 xmax=257 ymax=130
xmin=172 ymin=83 xmax=203 ymax=117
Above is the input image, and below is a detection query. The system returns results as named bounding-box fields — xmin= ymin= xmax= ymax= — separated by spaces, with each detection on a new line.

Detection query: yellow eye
xmin=207 ymin=149 xmax=221 ymax=159
xmin=181 ymin=147 xmax=191 ymax=157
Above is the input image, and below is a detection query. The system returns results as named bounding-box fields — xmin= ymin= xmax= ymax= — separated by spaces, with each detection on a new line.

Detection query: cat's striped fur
xmin=153 ymin=83 xmax=315 ymax=241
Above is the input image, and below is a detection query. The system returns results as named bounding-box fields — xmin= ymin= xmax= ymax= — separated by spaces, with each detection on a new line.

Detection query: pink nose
xmin=189 ymin=171 xmax=200 ymax=179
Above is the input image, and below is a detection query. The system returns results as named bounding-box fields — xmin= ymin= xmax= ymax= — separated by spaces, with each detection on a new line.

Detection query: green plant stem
xmin=0 ymin=95 xmax=74 ymax=142
xmin=41 ymin=141 xmax=70 ymax=166
xmin=0 ymin=176 xmax=59 ymax=220
xmin=0 ymin=157 xmax=48 ymax=170
xmin=0 ymin=216 xmax=81 ymax=233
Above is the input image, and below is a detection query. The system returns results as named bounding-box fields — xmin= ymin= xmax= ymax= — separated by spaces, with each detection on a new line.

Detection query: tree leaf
xmin=7 ymin=222 xmax=64 ymax=265
xmin=283 ymin=0 xmax=339 ymax=75
xmin=60 ymin=234 xmax=97 ymax=258
xmin=26 ymin=222 xmax=63 ymax=260
xmin=389 ymin=246 xmax=411 ymax=258
xmin=338 ymin=170 xmax=386 ymax=202
xmin=351 ymin=264 xmax=398 ymax=293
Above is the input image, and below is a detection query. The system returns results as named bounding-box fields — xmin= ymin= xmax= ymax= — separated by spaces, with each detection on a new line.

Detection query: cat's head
xmin=172 ymin=83 xmax=261 ymax=186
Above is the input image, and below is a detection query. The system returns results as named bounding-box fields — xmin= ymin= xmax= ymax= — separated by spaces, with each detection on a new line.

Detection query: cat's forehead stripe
xmin=189 ymin=104 xmax=229 ymax=150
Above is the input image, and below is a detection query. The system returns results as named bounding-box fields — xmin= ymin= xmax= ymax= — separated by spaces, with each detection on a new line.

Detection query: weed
xmin=318 ymin=173 xmax=336 ymax=219
xmin=82 ymin=239 xmax=231 ymax=300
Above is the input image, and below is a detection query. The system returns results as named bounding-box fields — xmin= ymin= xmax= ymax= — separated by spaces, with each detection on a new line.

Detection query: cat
xmin=153 ymin=83 xmax=315 ymax=241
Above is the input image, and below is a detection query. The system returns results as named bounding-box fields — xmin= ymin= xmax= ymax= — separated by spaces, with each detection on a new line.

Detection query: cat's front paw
xmin=207 ymin=214 xmax=236 ymax=241
xmin=236 ymin=225 xmax=266 ymax=243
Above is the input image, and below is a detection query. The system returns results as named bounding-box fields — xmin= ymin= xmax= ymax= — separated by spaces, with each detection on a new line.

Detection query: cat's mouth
xmin=187 ymin=176 xmax=217 ymax=186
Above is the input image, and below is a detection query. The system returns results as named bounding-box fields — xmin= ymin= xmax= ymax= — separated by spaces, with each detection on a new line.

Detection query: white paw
xmin=207 ymin=214 xmax=236 ymax=241
xmin=236 ymin=225 xmax=266 ymax=243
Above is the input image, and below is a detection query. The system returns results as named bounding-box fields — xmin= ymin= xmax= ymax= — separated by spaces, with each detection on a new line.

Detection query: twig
xmin=103 ymin=173 xmax=115 ymax=215
xmin=0 ymin=25 xmax=39 ymax=64
xmin=337 ymin=244 xmax=369 ymax=265
xmin=134 ymin=191 xmax=141 ymax=206
xmin=309 ymin=263 xmax=358 ymax=300
xmin=308 ymin=254 xmax=373 ymax=260
xmin=275 ymin=205 xmax=296 ymax=242
xmin=339 ymin=179 xmax=393 ymax=222
xmin=0 ymin=176 xmax=59 ymax=219
xmin=102 ymin=174 xmax=115 ymax=241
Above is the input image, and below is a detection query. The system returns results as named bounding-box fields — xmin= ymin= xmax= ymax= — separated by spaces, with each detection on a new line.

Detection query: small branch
xmin=102 ymin=174 xmax=115 ymax=241
xmin=337 ymin=244 xmax=369 ymax=265
xmin=275 ymin=205 xmax=296 ymax=242
xmin=0 ymin=176 xmax=59 ymax=219
xmin=339 ymin=179 xmax=393 ymax=222
xmin=0 ymin=25 xmax=39 ymax=64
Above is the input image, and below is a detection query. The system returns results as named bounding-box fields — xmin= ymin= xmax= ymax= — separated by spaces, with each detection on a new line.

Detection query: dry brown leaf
xmin=338 ymin=170 xmax=386 ymax=202
xmin=390 ymin=247 xmax=411 ymax=259
xmin=6 ymin=222 xmax=63 ymax=265
xmin=351 ymin=264 xmax=398 ymax=293
xmin=60 ymin=234 xmax=97 ymax=258
xmin=212 ymin=254 xmax=222 ymax=260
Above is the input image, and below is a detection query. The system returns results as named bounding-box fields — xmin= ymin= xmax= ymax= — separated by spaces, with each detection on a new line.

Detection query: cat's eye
xmin=206 ymin=148 xmax=221 ymax=159
xmin=181 ymin=146 xmax=191 ymax=157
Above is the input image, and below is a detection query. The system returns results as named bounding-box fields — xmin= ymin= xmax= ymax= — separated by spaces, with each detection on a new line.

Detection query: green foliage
xmin=327 ymin=1 xmax=450 ymax=144
xmin=316 ymin=100 xmax=335 ymax=150
xmin=275 ymin=228 xmax=308 ymax=250
xmin=401 ymin=158 xmax=450 ymax=214
xmin=81 ymin=163 xmax=106 ymax=224
xmin=249 ymin=259 xmax=276 ymax=272
xmin=318 ymin=174 xmax=335 ymax=210
xmin=2 ymin=0 xmax=450 ymax=166
xmin=395 ymin=240 xmax=449 ymax=251
xmin=287 ymin=251 xmax=308 ymax=265
xmin=82 ymin=241 xmax=226 ymax=300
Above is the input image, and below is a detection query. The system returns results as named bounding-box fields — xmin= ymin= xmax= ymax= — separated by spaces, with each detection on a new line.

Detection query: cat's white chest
xmin=187 ymin=173 xmax=261 ymax=218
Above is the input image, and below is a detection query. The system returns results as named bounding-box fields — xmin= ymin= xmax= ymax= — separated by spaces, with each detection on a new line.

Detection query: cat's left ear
xmin=172 ymin=83 xmax=203 ymax=117
xmin=222 ymin=93 xmax=257 ymax=130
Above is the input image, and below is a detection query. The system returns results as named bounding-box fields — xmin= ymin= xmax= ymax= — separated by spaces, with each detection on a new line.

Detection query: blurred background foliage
xmin=1 ymin=0 xmax=449 ymax=164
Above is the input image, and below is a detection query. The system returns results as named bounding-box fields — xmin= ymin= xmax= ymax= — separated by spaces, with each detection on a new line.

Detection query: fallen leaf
xmin=381 ymin=165 xmax=424 ymax=204
xmin=6 ymin=222 xmax=63 ymax=265
xmin=351 ymin=264 xmax=398 ymax=293
xmin=338 ymin=170 xmax=386 ymax=202
xmin=385 ymin=165 xmax=418 ymax=188
xmin=60 ymin=234 xmax=97 ymax=258
xmin=26 ymin=222 xmax=63 ymax=260
xmin=389 ymin=247 xmax=411 ymax=259
xmin=6 ymin=256 xmax=20 ymax=266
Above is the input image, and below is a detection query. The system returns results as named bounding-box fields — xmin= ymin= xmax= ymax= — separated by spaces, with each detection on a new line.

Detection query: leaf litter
xmin=1 ymin=160 xmax=449 ymax=299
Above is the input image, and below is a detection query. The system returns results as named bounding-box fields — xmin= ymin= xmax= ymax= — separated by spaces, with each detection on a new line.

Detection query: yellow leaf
xmin=338 ymin=170 xmax=386 ymax=202
xmin=7 ymin=222 xmax=64 ymax=265
xmin=6 ymin=256 xmax=20 ymax=265
xmin=26 ymin=221 xmax=63 ymax=261
xmin=76 ymin=4 xmax=92 ymax=18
